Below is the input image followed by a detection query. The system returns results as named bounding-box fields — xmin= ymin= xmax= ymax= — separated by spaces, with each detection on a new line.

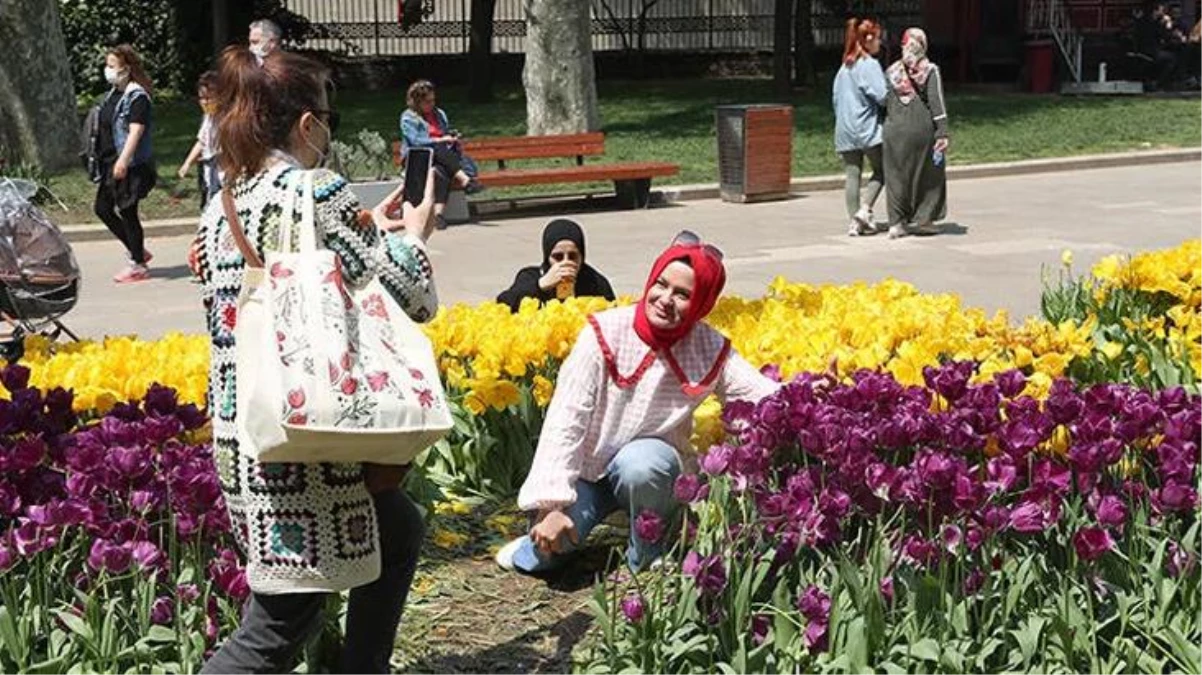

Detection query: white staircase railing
xmin=1027 ymin=0 xmax=1084 ymax=83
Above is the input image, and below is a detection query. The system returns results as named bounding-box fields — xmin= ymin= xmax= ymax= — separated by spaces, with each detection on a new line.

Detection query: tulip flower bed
xmin=0 ymin=372 xmax=246 ymax=673
xmin=0 ymin=241 xmax=1196 ymax=673
xmin=580 ymin=365 xmax=1201 ymax=673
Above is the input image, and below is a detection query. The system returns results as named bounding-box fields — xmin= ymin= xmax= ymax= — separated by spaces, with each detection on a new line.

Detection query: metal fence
xmin=282 ymin=0 xmax=922 ymax=56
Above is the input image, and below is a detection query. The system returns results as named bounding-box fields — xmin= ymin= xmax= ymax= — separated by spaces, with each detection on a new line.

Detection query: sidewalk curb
xmin=656 ymin=147 xmax=1201 ymax=203
xmin=61 ymin=148 xmax=1200 ymax=242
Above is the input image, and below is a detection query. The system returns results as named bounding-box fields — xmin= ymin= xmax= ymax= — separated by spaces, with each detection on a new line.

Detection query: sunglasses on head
xmin=671 ymin=229 xmax=724 ymax=261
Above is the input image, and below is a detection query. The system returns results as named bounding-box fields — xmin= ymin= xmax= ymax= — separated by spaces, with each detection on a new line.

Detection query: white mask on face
xmin=103 ymin=66 xmax=126 ymax=86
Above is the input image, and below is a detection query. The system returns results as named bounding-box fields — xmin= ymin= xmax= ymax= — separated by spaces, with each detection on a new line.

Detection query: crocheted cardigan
xmin=197 ymin=163 xmax=437 ymax=594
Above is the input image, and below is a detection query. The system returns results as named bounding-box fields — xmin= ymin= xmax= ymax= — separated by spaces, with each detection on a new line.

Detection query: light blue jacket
xmin=832 ymin=57 xmax=887 ymax=153
xmin=110 ymin=83 xmax=154 ymax=166
xmin=399 ymin=107 xmax=451 ymax=160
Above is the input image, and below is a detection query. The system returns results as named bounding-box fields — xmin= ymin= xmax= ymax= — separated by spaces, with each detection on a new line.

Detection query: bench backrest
xmin=465 ymin=132 xmax=606 ymax=162
xmin=391 ymin=132 xmax=606 ymax=168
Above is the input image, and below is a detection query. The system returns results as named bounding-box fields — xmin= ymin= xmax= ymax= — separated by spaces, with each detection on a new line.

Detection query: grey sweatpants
xmin=839 ymin=145 xmax=884 ymax=220
xmin=200 ymin=489 xmax=425 ymax=674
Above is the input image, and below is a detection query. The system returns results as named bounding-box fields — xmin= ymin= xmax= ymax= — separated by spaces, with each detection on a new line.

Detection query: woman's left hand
xmin=113 ymin=158 xmax=129 ymax=180
xmin=933 ymin=137 xmax=950 ymax=153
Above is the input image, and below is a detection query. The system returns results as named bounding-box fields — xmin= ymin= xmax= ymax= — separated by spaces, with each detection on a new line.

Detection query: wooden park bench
xmin=391 ymin=132 xmax=679 ymax=209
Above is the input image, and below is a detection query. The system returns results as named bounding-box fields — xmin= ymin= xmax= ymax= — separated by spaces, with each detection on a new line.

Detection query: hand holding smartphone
xmin=370 ymin=148 xmax=438 ymax=241
xmin=402 ymin=147 xmax=434 ymax=208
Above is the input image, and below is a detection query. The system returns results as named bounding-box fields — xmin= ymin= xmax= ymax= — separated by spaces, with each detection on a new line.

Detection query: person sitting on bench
xmin=399 ymin=79 xmax=482 ymax=195
xmin=496 ymin=219 xmax=616 ymax=312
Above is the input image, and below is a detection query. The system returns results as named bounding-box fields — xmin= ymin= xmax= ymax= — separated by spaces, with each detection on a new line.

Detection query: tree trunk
xmin=772 ymin=0 xmax=794 ymax=97
xmin=469 ymin=0 xmax=498 ymax=103
xmin=523 ymin=0 xmax=600 ymax=135
xmin=212 ymin=0 xmax=231 ymax=55
xmin=792 ymin=0 xmax=816 ymax=87
xmin=0 ymin=0 xmax=78 ymax=171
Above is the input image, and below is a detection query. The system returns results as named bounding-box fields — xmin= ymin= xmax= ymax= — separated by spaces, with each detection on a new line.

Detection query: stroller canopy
xmin=0 ymin=181 xmax=80 ymax=286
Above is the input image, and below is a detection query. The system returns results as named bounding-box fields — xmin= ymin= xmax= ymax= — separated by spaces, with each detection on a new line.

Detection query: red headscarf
xmin=633 ymin=244 xmax=727 ymax=351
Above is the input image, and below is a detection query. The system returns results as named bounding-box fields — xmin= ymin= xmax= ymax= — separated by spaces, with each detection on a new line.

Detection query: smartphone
xmin=403 ymin=147 xmax=433 ymax=206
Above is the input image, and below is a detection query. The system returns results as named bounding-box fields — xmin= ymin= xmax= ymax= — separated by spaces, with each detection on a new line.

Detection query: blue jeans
xmin=512 ymin=438 xmax=681 ymax=573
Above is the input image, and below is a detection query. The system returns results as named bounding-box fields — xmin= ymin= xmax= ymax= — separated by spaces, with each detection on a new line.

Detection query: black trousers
xmin=430 ymin=143 xmax=463 ymax=178
xmin=94 ymin=180 xmax=146 ymax=265
xmin=199 ymin=489 xmax=425 ymax=674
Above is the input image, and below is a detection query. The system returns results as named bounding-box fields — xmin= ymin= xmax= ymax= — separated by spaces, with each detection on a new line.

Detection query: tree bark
xmin=522 ymin=0 xmax=600 ymax=135
xmin=772 ymin=0 xmax=794 ymax=97
xmin=792 ymin=0 xmax=816 ymax=87
xmin=469 ymin=0 xmax=498 ymax=103
xmin=0 ymin=0 xmax=79 ymax=171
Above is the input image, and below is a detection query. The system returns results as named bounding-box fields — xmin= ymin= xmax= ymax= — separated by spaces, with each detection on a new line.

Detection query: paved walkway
xmin=55 ymin=161 xmax=1200 ymax=340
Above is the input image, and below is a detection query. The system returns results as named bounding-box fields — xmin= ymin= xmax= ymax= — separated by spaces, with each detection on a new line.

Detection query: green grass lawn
xmin=43 ymin=78 xmax=1201 ymax=225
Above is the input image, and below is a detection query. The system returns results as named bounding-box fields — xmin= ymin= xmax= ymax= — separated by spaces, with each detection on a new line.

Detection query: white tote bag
xmin=226 ymin=170 xmax=451 ymax=464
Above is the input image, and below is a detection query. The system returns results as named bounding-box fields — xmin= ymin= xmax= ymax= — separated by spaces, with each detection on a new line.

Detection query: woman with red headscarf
xmin=495 ymin=231 xmax=779 ymax=574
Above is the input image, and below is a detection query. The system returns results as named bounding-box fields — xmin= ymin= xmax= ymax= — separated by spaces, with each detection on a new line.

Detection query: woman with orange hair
xmin=833 ymin=18 xmax=887 ymax=236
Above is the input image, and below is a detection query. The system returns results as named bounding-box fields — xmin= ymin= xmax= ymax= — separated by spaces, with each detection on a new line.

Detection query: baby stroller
xmin=0 ymin=178 xmax=81 ymax=362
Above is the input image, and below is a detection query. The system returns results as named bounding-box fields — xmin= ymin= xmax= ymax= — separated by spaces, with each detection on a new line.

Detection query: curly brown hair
xmin=406 ymin=79 xmax=435 ymax=112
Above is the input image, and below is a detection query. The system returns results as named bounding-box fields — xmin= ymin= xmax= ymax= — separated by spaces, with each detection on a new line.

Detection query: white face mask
xmin=103 ymin=66 xmax=126 ymax=86
xmin=303 ymin=116 xmax=331 ymax=169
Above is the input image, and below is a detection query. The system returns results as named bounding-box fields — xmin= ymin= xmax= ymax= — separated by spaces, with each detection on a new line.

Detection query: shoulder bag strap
xmin=222 ymin=187 xmax=264 ymax=269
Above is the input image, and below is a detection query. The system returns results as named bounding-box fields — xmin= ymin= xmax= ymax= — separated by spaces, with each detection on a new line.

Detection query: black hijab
xmin=541 ymin=219 xmax=587 ymax=272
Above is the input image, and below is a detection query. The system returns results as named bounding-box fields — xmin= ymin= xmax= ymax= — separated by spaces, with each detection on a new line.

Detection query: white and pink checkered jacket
xmin=517 ymin=305 xmax=779 ymax=512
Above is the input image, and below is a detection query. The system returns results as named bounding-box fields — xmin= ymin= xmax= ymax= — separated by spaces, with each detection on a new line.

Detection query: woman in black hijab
xmin=497 ymin=219 xmax=616 ymax=312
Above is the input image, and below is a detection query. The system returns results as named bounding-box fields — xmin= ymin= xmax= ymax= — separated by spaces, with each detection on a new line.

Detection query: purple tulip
xmin=150 ymin=597 xmax=174 ymax=625
xmin=12 ymin=519 xmax=43 ymax=556
xmin=941 ymin=524 xmax=963 ymax=554
xmin=177 ymin=583 xmax=201 ymax=603
xmin=1008 ymin=501 xmax=1050 ymax=534
xmin=1166 ymin=541 xmax=1196 ymax=578
xmin=0 ymin=540 xmax=14 ymax=571
xmin=1155 ymin=482 xmax=1199 ymax=513
xmin=1046 ymin=379 xmax=1084 ymax=425
xmin=965 ymin=527 xmax=985 ymax=551
xmin=109 ymin=445 xmax=151 ymax=480
xmin=87 ymin=539 xmax=131 ymax=574
xmin=683 ymin=551 xmax=727 ymax=596
xmin=699 ymin=445 xmax=733 ymax=475
xmin=0 ymin=364 xmax=31 ymax=392
xmin=963 ymin=568 xmax=985 ymax=595
xmin=797 ymin=585 xmax=831 ymax=622
xmin=131 ymin=540 xmax=165 ymax=571
xmin=634 ymin=510 xmax=665 ymax=545
xmin=1094 ymin=495 xmax=1128 ymax=529
xmin=1073 ymin=527 xmax=1114 ymax=562
xmin=0 ymin=483 xmax=21 ymax=516
xmin=673 ymin=474 xmax=704 ymax=503
xmin=10 ymin=436 xmax=47 ymax=471
xmin=879 ymin=576 xmax=894 ymax=603
xmin=620 ymin=593 xmax=646 ymax=624
xmin=751 ymin=614 xmax=771 ymax=645
xmin=994 ymin=369 xmax=1027 ymax=398
xmin=803 ymin=620 xmax=829 ymax=653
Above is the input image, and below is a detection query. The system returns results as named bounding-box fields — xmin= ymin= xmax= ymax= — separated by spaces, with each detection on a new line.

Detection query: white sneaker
xmin=853 ymin=206 xmax=872 ymax=228
xmin=888 ymin=224 xmax=907 ymax=240
xmin=494 ymin=537 xmax=523 ymax=571
xmin=847 ymin=220 xmax=864 ymax=237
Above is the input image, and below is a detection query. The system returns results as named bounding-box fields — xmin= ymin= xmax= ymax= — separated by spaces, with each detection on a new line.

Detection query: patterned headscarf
xmin=887 ymin=27 xmax=933 ymax=105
